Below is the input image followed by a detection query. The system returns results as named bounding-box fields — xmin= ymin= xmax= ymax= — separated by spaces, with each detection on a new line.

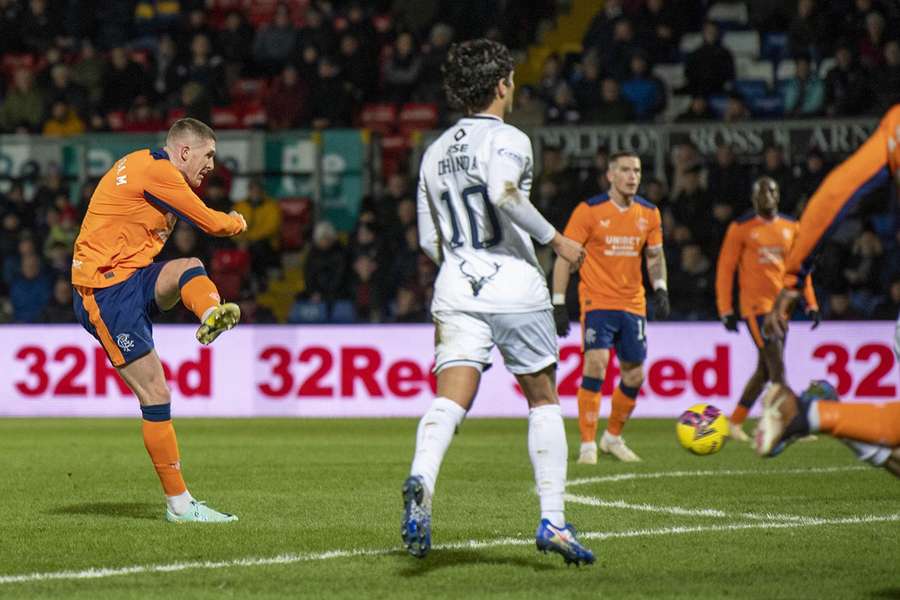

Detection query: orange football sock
xmin=142 ymin=418 xmax=187 ymax=496
xmin=608 ymin=384 xmax=638 ymax=436
xmin=179 ymin=266 xmax=221 ymax=321
xmin=731 ymin=405 xmax=749 ymax=426
xmin=816 ymin=401 xmax=900 ymax=447
xmin=577 ymin=388 xmax=602 ymax=443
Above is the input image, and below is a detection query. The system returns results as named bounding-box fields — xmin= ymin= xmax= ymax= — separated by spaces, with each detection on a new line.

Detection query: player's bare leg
xmin=601 ymin=360 xmax=643 ymax=462
xmin=576 ymin=349 xmax=608 ymax=464
xmin=731 ymin=353 xmax=767 ymax=442
xmin=403 ymin=366 xmax=478 ymax=557
xmin=518 ymin=366 xmax=594 ymax=566
xmin=118 ymin=350 xmax=237 ymax=522
xmin=155 ymin=257 xmax=240 ymax=345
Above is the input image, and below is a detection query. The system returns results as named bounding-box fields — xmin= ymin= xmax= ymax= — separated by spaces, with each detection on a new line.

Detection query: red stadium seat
xmin=106 ymin=111 xmax=126 ymax=131
xmin=230 ymin=78 xmax=269 ymax=102
xmin=166 ymin=107 xmax=187 ymax=127
xmin=398 ymin=103 xmax=438 ymax=135
xmin=211 ymin=106 xmax=242 ymax=129
xmin=239 ymin=101 xmax=268 ymax=128
xmin=210 ymin=248 xmax=251 ymax=300
xmin=380 ymin=134 xmax=409 ymax=179
xmin=359 ymin=102 xmax=397 ymax=135
xmin=279 ymin=197 xmax=312 ymax=250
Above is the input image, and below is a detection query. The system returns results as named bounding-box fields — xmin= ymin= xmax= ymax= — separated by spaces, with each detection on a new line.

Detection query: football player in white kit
xmin=400 ymin=39 xmax=595 ymax=565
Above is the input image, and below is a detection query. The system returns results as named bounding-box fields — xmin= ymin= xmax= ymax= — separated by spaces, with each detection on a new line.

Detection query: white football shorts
xmin=432 ymin=309 xmax=558 ymax=375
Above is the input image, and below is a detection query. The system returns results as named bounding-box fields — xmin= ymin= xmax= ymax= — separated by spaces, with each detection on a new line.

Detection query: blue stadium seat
xmin=288 ymin=301 xmax=328 ymax=324
xmin=761 ymin=32 xmax=789 ymax=64
xmin=330 ymin=300 xmax=357 ymax=323
xmin=749 ymin=95 xmax=784 ymax=117
xmin=734 ymin=79 xmax=769 ymax=100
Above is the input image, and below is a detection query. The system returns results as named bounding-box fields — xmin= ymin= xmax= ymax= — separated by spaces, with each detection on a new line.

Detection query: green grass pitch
xmin=0 ymin=418 xmax=897 ymax=599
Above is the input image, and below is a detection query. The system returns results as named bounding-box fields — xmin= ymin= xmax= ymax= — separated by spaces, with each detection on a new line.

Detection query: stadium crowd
xmin=0 ymin=0 xmax=898 ymax=324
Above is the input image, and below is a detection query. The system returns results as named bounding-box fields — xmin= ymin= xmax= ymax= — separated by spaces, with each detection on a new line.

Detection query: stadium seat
xmin=776 ymin=60 xmax=797 ymax=82
xmin=359 ymin=103 xmax=397 ymax=135
xmin=280 ymin=197 xmax=312 ymax=250
xmin=380 ymin=134 xmax=410 ymax=179
xmin=211 ymin=248 xmax=250 ymax=301
xmin=398 ymin=103 xmax=438 ymax=135
xmin=761 ymin=32 xmax=789 ymax=64
xmin=663 ymin=94 xmax=692 ymax=122
xmin=212 ymin=106 xmax=242 ymax=129
xmin=239 ymin=102 xmax=267 ymax=128
xmin=230 ymin=78 xmax=269 ymax=103
xmin=736 ymin=57 xmax=773 ymax=86
xmin=707 ymin=2 xmax=749 ymax=29
xmin=679 ymin=32 xmax=703 ymax=55
xmin=1 ymin=53 xmax=35 ymax=76
xmin=733 ymin=79 xmax=769 ymax=100
xmin=166 ymin=107 xmax=187 ymax=127
xmin=288 ymin=300 xmax=328 ymax=324
xmin=330 ymin=300 xmax=357 ymax=323
xmin=749 ymin=94 xmax=784 ymax=117
xmin=652 ymin=63 xmax=686 ymax=91
xmin=106 ymin=111 xmax=126 ymax=131
xmin=818 ymin=57 xmax=837 ymax=78
xmin=722 ymin=31 xmax=760 ymax=59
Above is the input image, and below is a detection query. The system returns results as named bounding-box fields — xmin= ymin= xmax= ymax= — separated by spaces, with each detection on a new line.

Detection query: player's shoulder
xmin=775 ymin=212 xmax=798 ymax=223
xmin=634 ymin=194 xmax=659 ymax=213
xmin=734 ymin=209 xmax=757 ymax=225
xmin=488 ymin=121 xmax=532 ymax=149
xmin=883 ymin=103 xmax=900 ymax=125
xmin=583 ymin=192 xmax=610 ymax=207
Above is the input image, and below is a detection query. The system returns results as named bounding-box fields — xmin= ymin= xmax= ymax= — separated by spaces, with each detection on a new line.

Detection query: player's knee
xmin=620 ymin=367 xmax=644 ymax=388
xmin=184 ymin=257 xmax=204 ymax=272
xmin=149 ymin=380 xmax=172 ymax=405
xmin=583 ymin=353 xmax=608 ymax=378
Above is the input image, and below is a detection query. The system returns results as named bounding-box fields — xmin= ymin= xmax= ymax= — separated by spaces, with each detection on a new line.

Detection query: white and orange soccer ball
xmin=676 ymin=403 xmax=729 ymax=455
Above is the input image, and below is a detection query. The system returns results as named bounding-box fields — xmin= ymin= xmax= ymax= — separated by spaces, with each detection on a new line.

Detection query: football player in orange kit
xmin=757 ymin=105 xmax=900 ymax=475
xmin=715 ymin=176 xmax=820 ymax=442
xmin=552 ymin=152 xmax=669 ymax=464
xmin=71 ymin=118 xmax=248 ymax=521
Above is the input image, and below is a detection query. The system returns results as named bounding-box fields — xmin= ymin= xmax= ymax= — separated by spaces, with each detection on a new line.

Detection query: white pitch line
xmin=565 ymin=494 xmax=818 ymax=523
xmin=2 ymin=514 xmax=898 ymax=585
xmin=567 ymin=465 xmax=868 ymax=488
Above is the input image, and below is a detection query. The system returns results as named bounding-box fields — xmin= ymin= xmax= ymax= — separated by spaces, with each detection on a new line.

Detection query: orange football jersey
xmin=72 ymin=148 xmax=243 ymax=289
xmin=564 ymin=193 xmax=662 ymax=317
xmin=786 ymin=103 xmax=900 ymax=288
xmin=716 ymin=212 xmax=818 ymax=318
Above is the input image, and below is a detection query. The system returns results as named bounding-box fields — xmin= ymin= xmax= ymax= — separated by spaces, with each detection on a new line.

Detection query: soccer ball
xmin=676 ymin=403 xmax=729 ymax=455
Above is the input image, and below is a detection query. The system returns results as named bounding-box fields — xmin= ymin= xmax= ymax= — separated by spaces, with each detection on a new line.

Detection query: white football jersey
xmin=417 ymin=115 xmax=553 ymax=314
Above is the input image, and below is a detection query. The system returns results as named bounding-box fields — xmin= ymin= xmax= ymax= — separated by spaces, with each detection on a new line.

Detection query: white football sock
xmin=410 ymin=397 xmax=466 ymax=496
xmin=166 ymin=490 xmax=195 ymax=515
xmin=844 ymin=440 xmax=892 ymax=467
xmin=807 ymin=400 xmax=821 ymax=432
xmin=581 ymin=441 xmax=597 ymax=452
xmin=528 ymin=403 xmax=567 ymax=528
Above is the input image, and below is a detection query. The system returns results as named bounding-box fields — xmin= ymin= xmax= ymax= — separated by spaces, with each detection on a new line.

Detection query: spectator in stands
xmin=233 ymin=178 xmax=283 ymax=271
xmin=171 ymin=33 xmax=228 ymax=106
xmin=298 ymin=9 xmax=333 ymax=56
xmin=42 ymin=100 xmax=85 ymax=137
xmin=789 ymin=0 xmax=830 ymax=61
xmin=2 ymin=236 xmax=36 ymax=288
xmin=9 ymin=253 xmax=52 ymax=323
xmin=102 ymin=48 xmax=148 ymax=111
xmin=266 ymin=64 xmax=309 ymax=130
xmin=297 ymin=43 xmax=321 ymax=82
xmin=858 ymin=11 xmax=887 ymax=69
xmin=545 ymin=82 xmax=581 ymax=125
xmin=0 ymin=68 xmax=43 ymax=133
xmin=722 ymin=93 xmax=751 ymax=122
xmin=415 ymin=22 xmax=454 ymax=104
xmin=41 ymin=278 xmax=74 ymax=323
xmin=218 ymin=11 xmax=254 ymax=69
xmin=637 ymin=0 xmax=680 ymax=64
xmin=506 ymin=84 xmax=545 ymax=129
xmin=43 ymin=64 xmax=88 ymax=120
xmin=825 ymin=43 xmax=872 ymax=116
xmin=572 ymin=52 xmax=603 ymax=115
xmin=179 ymin=81 xmax=212 ymax=124
xmin=253 ymin=2 xmax=297 ymax=75
xmin=669 ymin=243 xmax=715 ymax=320
xmin=536 ymin=53 xmax=563 ymax=105
xmin=343 ymin=33 xmax=378 ymax=103
xmin=124 ymin=96 xmax=165 ymax=133
xmin=392 ymin=0 xmax=439 ymax=38
xmin=304 ymin=221 xmax=348 ymax=304
xmin=309 ymin=56 xmax=354 ymax=129
xmin=576 ymin=146 xmax=611 ymax=200
xmin=676 ymin=95 xmax=716 ymax=122
xmin=843 ymin=230 xmax=884 ymax=296
xmin=150 ymin=34 xmax=180 ymax=104
xmin=873 ymin=279 xmax=900 ymax=320
xmin=827 ymin=289 xmax=863 ymax=320
xmin=620 ymin=52 xmax=666 ymax=120
xmin=0 ymin=0 xmax=22 ymax=55
xmin=158 ymin=222 xmax=210 ymax=270
xmin=0 ymin=212 xmax=21 ymax=265
xmin=671 ymin=162 xmax=713 ymax=245
xmin=794 ymin=147 xmax=829 ymax=207
xmin=782 ymin=54 xmax=825 ymax=117
xmin=874 ymin=40 xmax=900 ymax=113
xmin=583 ymin=0 xmax=625 ymax=54
xmin=177 ymin=8 xmax=213 ymax=53
xmin=707 ymin=143 xmax=750 ymax=211
xmin=684 ymin=20 xmax=735 ymax=96
xmin=605 ymin=18 xmax=640 ymax=81
xmin=392 ymin=285 xmax=426 ymax=323
xmin=42 ymin=207 xmax=78 ymax=255
xmin=383 ymin=32 xmax=423 ymax=104
xmin=19 ymin=0 xmax=61 ymax=54
xmin=351 ymin=253 xmax=383 ymax=322
xmin=391 ymin=226 xmax=429 ymax=300
xmin=72 ymin=40 xmax=105 ymax=107
xmin=591 ymin=78 xmax=635 ymax=124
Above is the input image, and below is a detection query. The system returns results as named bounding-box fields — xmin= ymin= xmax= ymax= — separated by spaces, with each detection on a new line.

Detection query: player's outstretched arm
xmin=144 ymin=161 xmax=245 ymax=237
xmin=645 ymin=245 xmax=669 ymax=319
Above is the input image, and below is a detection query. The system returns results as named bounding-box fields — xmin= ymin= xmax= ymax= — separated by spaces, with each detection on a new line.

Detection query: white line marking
xmin=2 ymin=514 xmax=897 ymax=585
xmin=565 ymin=494 xmax=818 ymax=523
xmin=567 ymin=465 xmax=868 ymax=488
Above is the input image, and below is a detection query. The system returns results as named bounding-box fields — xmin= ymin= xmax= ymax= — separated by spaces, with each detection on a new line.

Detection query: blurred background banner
xmin=1 ymin=322 xmax=895 ymax=418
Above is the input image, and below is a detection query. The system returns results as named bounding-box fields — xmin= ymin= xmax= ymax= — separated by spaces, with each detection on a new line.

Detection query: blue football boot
xmin=535 ymin=519 xmax=596 ymax=566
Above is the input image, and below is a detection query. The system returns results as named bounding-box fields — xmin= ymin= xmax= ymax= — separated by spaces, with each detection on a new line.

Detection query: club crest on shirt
xmin=636 ymin=217 xmax=649 ymax=231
